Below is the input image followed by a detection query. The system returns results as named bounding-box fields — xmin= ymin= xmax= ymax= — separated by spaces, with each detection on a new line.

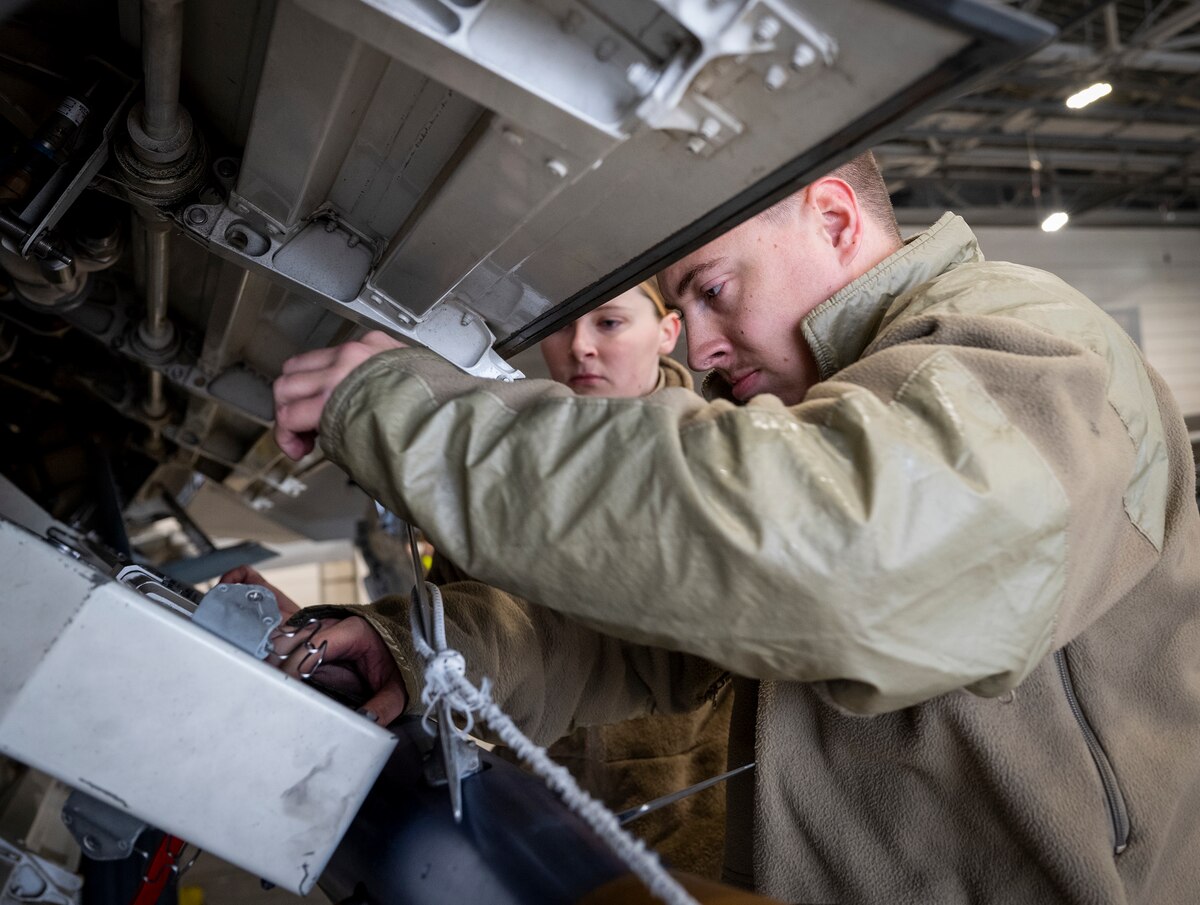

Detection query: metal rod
xmin=141 ymin=215 xmax=172 ymax=348
xmin=141 ymin=0 xmax=185 ymax=141
xmin=147 ymin=369 xmax=167 ymax=418
xmin=616 ymin=762 xmax=756 ymax=826
xmin=157 ymin=483 xmax=215 ymax=555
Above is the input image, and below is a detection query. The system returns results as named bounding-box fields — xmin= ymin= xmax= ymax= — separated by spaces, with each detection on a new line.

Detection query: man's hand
xmin=219 ymin=565 xmax=408 ymax=724
xmin=273 ymin=331 xmax=407 ymax=460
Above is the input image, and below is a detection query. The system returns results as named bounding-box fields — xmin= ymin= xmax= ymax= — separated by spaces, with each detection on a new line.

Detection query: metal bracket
xmin=192 ymin=583 xmax=282 ymax=660
xmin=178 ymin=200 xmax=522 ymax=382
xmin=114 ymin=564 xmax=200 ymax=618
xmin=633 ymin=0 xmax=837 ymax=154
xmin=59 ymin=791 xmax=146 ymax=863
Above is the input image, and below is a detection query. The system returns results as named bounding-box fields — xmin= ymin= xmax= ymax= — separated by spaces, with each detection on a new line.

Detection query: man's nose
xmin=685 ymin=323 xmax=728 ymax=372
xmin=570 ymin=324 xmax=597 ymax=359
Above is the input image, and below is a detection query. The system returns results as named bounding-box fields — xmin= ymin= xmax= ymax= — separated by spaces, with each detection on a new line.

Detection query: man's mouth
xmin=729 ymin=370 xmax=760 ymax=400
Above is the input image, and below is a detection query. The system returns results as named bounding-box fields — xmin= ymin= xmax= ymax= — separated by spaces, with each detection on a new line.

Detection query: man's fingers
xmin=361 ymin=330 xmax=408 ymax=352
xmin=274 ymin=368 xmax=338 ymax=407
xmin=220 ymin=565 xmax=264 ymax=585
xmin=280 ymin=345 xmax=339 ymax=375
xmin=274 ymin=425 xmax=316 ymax=461
xmin=358 ymin=682 xmax=407 ymax=726
xmin=275 ymin=394 xmax=329 ymax=451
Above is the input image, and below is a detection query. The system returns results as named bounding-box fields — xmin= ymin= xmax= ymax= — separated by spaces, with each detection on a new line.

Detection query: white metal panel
xmin=0 ymin=518 xmax=396 ymax=895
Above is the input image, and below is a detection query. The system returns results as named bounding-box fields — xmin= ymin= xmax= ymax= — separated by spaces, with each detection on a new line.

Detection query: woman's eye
xmin=599 ymin=318 xmax=622 ymax=329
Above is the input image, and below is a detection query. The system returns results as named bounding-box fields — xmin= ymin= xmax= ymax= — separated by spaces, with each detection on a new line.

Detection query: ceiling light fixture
xmin=1066 ymin=82 xmax=1112 ymax=109
xmin=1041 ymin=211 xmax=1069 ymax=232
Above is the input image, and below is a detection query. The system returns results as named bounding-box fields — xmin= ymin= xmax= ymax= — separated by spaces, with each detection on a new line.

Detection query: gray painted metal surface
xmin=176 ymin=0 xmax=1047 ymax=367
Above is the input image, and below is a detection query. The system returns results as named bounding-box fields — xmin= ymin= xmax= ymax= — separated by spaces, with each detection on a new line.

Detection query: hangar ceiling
xmin=881 ymin=0 xmax=1200 ymax=227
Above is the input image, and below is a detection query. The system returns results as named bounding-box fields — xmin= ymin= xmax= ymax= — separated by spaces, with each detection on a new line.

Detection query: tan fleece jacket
xmin=322 ymin=214 xmax=1200 ymax=903
xmin=346 ymin=357 xmax=734 ymax=877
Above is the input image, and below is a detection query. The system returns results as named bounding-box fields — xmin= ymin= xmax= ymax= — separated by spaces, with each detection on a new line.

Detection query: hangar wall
xmin=925 ymin=224 xmax=1200 ymax=418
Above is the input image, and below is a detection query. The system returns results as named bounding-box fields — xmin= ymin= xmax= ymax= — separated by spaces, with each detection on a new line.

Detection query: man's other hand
xmin=273 ymin=331 xmax=407 ymax=460
xmin=221 ymin=565 xmax=299 ymax=618
xmin=218 ymin=565 xmax=408 ymax=724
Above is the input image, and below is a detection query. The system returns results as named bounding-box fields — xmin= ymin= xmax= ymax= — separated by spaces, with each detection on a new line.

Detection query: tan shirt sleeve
xmin=321 ymin=346 xmax=1069 ymax=714
xmin=340 ymin=579 xmax=724 ymax=746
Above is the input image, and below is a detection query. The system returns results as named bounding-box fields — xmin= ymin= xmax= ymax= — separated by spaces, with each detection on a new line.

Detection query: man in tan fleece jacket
xmin=237 ymin=282 xmax=734 ymax=877
xmin=271 ymin=151 xmax=1200 ymax=903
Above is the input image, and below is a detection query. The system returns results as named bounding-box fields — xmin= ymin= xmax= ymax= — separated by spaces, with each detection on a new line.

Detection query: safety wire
xmin=409 ymin=581 xmax=700 ymax=905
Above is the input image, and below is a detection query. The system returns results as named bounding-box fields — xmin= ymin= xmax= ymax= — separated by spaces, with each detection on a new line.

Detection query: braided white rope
xmin=409 ymin=582 xmax=699 ymax=905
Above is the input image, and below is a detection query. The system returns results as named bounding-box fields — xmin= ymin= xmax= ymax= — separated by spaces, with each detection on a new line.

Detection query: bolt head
xmin=765 ymin=64 xmax=788 ymax=91
xmin=187 ymin=207 xmax=208 ymax=225
xmin=754 ymin=16 xmax=781 ymax=43
xmin=791 ymin=44 xmax=816 ymax=70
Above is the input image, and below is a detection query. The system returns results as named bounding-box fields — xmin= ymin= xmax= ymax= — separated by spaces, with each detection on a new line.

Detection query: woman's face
xmin=540 ymin=287 xmax=681 ymax=399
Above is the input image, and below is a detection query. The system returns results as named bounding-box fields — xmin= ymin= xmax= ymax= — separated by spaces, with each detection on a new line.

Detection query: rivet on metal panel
xmin=559 ymin=9 xmax=583 ymax=32
xmin=501 ymin=126 xmax=524 ymax=147
xmin=754 ymin=16 xmax=781 ymax=43
xmin=625 ymin=61 xmax=658 ymax=95
xmin=545 ymin=158 xmax=569 ymax=178
xmin=562 ymin=9 xmax=583 ymax=34
xmin=765 ymin=64 xmax=788 ymax=91
xmin=687 ymin=136 xmax=707 ymax=155
xmin=594 ymin=36 xmax=616 ymax=62
xmin=792 ymin=44 xmax=817 ymax=70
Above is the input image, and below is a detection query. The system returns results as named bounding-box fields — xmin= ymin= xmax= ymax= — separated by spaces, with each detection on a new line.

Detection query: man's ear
xmin=657 ymin=311 xmax=682 ymax=355
xmin=807 ymin=177 xmax=863 ymax=267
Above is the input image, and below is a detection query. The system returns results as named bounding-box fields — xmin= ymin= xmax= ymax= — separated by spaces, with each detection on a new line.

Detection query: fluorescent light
xmin=1066 ymin=82 xmax=1112 ymax=109
xmin=1041 ymin=211 xmax=1069 ymax=232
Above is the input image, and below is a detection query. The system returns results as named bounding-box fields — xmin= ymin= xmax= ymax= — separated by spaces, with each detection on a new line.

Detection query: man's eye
xmin=703 ymin=282 xmax=725 ymax=300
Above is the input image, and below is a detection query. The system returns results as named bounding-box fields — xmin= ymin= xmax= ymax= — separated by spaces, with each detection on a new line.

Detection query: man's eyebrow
xmin=673 ymin=257 xmax=727 ymax=300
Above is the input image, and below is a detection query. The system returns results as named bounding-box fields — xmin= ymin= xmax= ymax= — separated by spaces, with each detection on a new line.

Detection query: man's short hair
xmin=762 ymin=150 xmax=901 ymax=244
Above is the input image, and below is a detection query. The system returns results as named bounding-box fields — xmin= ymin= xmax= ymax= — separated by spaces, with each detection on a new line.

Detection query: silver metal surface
xmin=0 ymin=518 xmax=396 ymax=895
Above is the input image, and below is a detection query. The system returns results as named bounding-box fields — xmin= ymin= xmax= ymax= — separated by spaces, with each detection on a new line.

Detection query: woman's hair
xmin=636 ymin=278 xmax=671 ymax=318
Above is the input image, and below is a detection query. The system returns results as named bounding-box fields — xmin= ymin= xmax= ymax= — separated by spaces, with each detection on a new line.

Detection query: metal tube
xmin=146 ymin=369 xmax=167 ymax=418
xmin=142 ymin=216 xmax=172 ymax=348
xmin=141 ymin=0 xmax=185 ymax=141
xmin=1104 ymin=3 xmax=1121 ymax=55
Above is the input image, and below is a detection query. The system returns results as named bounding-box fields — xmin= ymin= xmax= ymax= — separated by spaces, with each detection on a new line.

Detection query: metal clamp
xmin=192 ymin=583 xmax=282 ymax=659
xmin=60 ymin=791 xmax=148 ymax=862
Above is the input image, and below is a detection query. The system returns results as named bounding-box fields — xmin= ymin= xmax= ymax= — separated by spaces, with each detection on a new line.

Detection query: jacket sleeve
xmin=320 ymin=346 xmax=1071 ymax=714
xmin=338 ymin=579 xmax=725 ymax=746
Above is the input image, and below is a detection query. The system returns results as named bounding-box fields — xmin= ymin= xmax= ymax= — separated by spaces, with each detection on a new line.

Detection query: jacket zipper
xmin=1054 ymin=648 xmax=1130 ymax=855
